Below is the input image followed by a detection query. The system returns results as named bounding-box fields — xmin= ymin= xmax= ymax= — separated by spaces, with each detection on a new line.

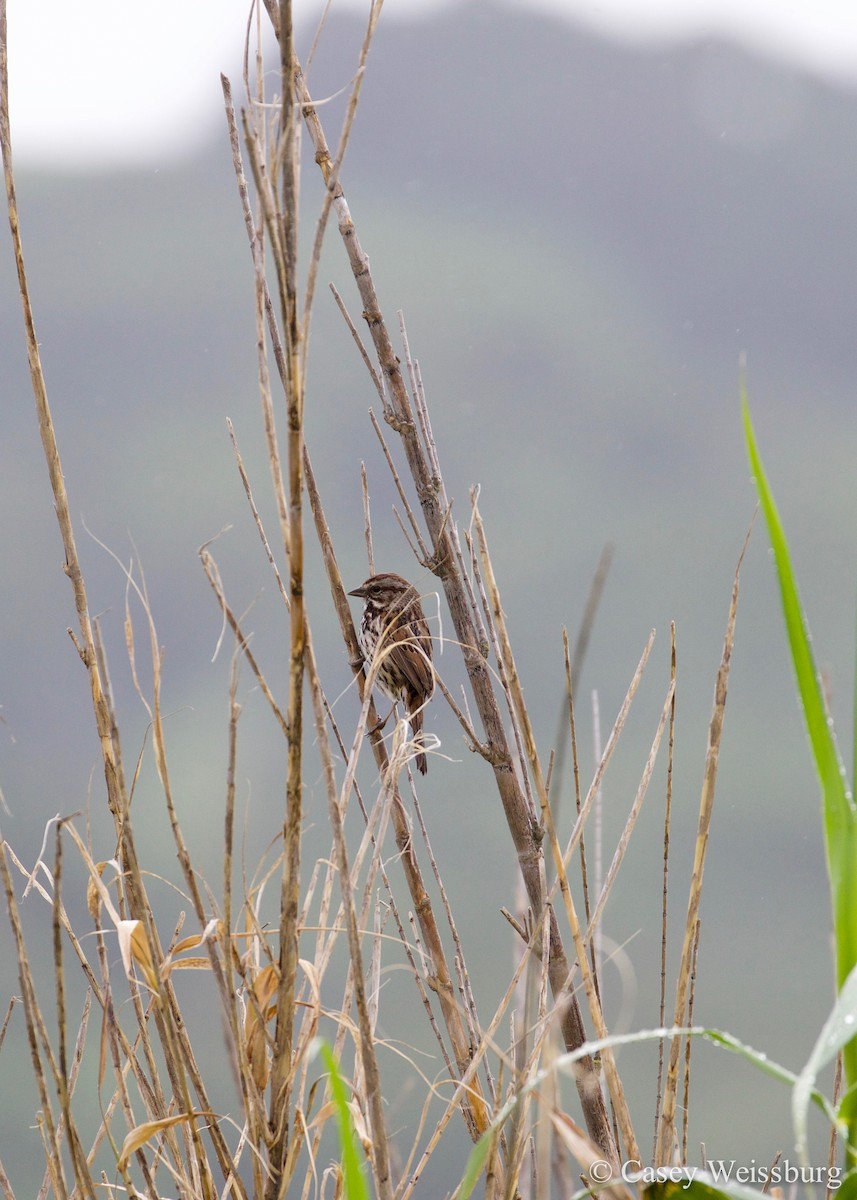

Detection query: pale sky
xmin=6 ymin=0 xmax=857 ymax=166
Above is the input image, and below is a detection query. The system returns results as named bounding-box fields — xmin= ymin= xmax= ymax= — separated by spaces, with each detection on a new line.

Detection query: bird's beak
xmin=348 ymin=585 xmax=366 ymax=598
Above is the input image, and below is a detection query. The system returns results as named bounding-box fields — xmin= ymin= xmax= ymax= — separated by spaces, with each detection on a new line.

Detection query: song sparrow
xmin=348 ymin=572 xmax=434 ymax=774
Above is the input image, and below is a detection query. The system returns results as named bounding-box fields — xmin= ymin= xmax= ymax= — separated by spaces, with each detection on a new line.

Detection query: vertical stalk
xmin=267 ymin=2 xmax=306 ymax=1192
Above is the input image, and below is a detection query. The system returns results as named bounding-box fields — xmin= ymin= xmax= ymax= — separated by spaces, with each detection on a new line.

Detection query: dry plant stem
xmin=221 ymin=76 xmax=291 ymax=562
xmin=558 ymin=634 xmax=655 ymax=890
xmin=466 ymin=527 xmax=544 ymax=794
xmin=260 ymin=15 xmax=305 ymax=1183
xmin=512 ymin=939 xmax=548 ymax=1196
xmin=303 ymin=447 xmax=492 ymax=1140
xmin=569 ymin=543 xmax=614 ymax=697
xmin=0 ymin=997 xmax=15 ymax=1055
xmin=218 ymin=653 xmax=268 ymax=1183
xmin=223 ymin=67 xmax=312 ymax=1180
xmin=471 ymin=505 xmax=619 ymax=1160
xmin=224 ymin=653 xmax=241 ymax=947
xmin=300 ymin=0 xmax=382 ymax=370
xmin=681 ymin=917 xmax=701 ymax=1163
xmin=433 ymin=670 xmax=488 ymax=754
xmin=51 ymin=827 xmax=97 ymax=1200
xmin=368 ymin=407 xmax=431 ymax=562
xmin=562 ymin=631 xmax=594 ymax=971
xmin=228 ymin=419 xmax=290 ymax=609
xmin=829 ymin=1054 xmax=844 ymax=1194
xmin=0 ymin=838 xmax=65 ymax=1197
xmin=551 ymin=544 xmax=614 ymax=810
xmin=92 ymin=617 xmax=128 ymax=808
xmin=0 ymin=1155 xmax=14 ymax=1200
xmin=361 ymin=462 xmax=375 ymax=572
xmin=226 ymin=63 xmax=308 ymax=1183
xmin=123 ymin=564 xmax=211 ymax=930
xmin=199 ymin=545 xmax=290 ymax=736
xmin=330 ymin=282 xmax=384 ymax=399
xmin=402 ymin=319 xmax=489 ymax=655
xmin=653 ymin=622 xmax=677 ymax=1162
xmin=470 ymin=507 xmax=543 ymax=814
xmin=655 ymin=533 xmax=748 ymax=1163
xmin=533 ymin=1037 xmax=557 ymax=1200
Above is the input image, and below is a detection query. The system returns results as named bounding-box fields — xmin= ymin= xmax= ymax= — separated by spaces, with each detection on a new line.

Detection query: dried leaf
xmin=244 ymin=963 xmax=280 ymax=1090
xmin=348 ymin=1097 xmax=372 ymax=1156
xmin=160 ymin=921 xmax=223 ymax=979
xmin=305 ymin=1099 xmax=338 ymax=1130
xmin=161 ymin=956 xmax=212 ymax=974
xmin=117 ymin=920 xmax=160 ymax=995
xmin=173 ymin=918 xmax=222 ymax=956
xmin=117 ymin=1111 xmax=215 ymax=1168
xmin=86 ymin=861 xmax=109 ymax=920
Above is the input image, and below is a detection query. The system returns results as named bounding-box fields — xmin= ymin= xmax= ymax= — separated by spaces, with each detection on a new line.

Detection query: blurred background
xmin=3 ymin=0 xmax=857 ymax=1192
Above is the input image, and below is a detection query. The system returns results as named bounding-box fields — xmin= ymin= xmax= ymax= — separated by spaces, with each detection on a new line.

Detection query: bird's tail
xmin=410 ymin=707 xmax=428 ymax=775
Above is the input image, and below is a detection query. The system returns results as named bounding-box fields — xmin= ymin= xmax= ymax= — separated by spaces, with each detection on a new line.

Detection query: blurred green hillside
xmin=2 ymin=0 xmax=856 ymax=1189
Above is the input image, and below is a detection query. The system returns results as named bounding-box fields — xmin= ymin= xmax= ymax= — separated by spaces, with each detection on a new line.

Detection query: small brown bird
xmin=348 ymin=572 xmax=434 ymax=774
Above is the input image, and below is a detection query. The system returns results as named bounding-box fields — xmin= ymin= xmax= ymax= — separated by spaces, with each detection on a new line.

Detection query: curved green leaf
xmin=742 ymin=386 xmax=857 ymax=1155
xmin=316 ymin=1039 xmax=372 ymax=1200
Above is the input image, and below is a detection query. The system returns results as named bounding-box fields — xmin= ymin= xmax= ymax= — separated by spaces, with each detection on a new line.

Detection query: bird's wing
xmin=391 ymin=612 xmax=433 ymax=698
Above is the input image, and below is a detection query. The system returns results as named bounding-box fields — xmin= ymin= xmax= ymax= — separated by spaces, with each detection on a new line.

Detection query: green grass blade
xmin=741 ymin=393 xmax=856 ymax=950
xmin=793 ymin=958 xmax=857 ymax=1163
xmin=458 ymin=1129 xmax=495 ymax=1200
xmin=849 ymin=600 xmax=854 ymax=816
xmin=645 ymin=1173 xmax=805 ymax=1200
xmin=742 ymin=389 xmax=857 ymax=1159
xmin=317 ymin=1040 xmax=372 ymax=1200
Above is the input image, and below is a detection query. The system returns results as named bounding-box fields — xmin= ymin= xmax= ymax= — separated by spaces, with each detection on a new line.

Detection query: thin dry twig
xmin=199 ymin=543 xmax=290 ymax=738
xmin=561 ymin=631 xmax=595 ymax=974
xmin=329 ymin=282 xmax=384 ymax=401
xmin=361 ymin=462 xmax=375 ymax=574
xmin=368 ymin=407 xmax=431 ymax=563
xmin=550 ymin=543 xmax=614 ymax=812
xmin=681 ymin=917 xmax=701 ymax=1163
xmin=228 ymin=418 xmax=290 ymax=610
xmin=655 ymin=528 xmax=751 ymax=1162
xmin=653 ymin=621 xmax=677 ymax=1161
